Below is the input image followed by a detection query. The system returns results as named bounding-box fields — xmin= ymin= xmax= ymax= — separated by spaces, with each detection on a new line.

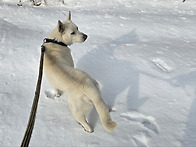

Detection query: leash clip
xmin=43 ymin=38 xmax=47 ymax=43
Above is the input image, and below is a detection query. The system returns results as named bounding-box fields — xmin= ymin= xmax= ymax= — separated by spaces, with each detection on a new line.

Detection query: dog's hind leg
xmin=75 ymin=114 xmax=93 ymax=133
xmin=67 ymin=95 xmax=94 ymax=133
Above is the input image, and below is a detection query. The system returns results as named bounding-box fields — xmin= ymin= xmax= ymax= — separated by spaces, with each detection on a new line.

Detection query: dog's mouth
xmin=83 ymin=33 xmax=88 ymax=41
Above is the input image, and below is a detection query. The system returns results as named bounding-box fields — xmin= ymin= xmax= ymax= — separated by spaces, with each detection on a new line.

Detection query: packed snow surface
xmin=0 ymin=0 xmax=196 ymax=146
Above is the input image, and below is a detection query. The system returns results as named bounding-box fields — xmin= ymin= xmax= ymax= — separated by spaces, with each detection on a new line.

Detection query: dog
xmin=43 ymin=12 xmax=116 ymax=133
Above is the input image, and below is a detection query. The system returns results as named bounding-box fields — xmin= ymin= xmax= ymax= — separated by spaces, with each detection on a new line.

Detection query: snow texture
xmin=0 ymin=0 xmax=196 ymax=146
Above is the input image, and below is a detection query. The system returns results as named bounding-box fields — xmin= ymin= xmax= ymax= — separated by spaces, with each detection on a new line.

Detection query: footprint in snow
xmin=133 ymin=133 xmax=149 ymax=147
xmin=120 ymin=111 xmax=159 ymax=134
xmin=44 ymin=90 xmax=56 ymax=99
xmin=152 ymin=58 xmax=172 ymax=73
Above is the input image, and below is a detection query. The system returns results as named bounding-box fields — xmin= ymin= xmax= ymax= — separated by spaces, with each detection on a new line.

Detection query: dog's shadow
xmin=76 ymin=30 xmax=148 ymax=130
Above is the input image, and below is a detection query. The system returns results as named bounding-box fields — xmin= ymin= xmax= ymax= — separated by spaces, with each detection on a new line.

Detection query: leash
xmin=21 ymin=45 xmax=45 ymax=147
xmin=21 ymin=38 xmax=67 ymax=147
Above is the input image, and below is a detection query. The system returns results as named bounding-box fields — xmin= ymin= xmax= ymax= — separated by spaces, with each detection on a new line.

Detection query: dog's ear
xmin=66 ymin=11 xmax=71 ymax=21
xmin=58 ymin=20 xmax=65 ymax=33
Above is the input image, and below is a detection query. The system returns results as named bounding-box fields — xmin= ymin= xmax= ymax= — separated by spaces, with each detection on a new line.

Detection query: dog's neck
xmin=44 ymin=38 xmax=67 ymax=47
xmin=47 ymin=26 xmax=70 ymax=46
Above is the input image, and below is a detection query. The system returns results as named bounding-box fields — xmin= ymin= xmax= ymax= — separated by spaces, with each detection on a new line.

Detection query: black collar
xmin=43 ymin=38 xmax=67 ymax=47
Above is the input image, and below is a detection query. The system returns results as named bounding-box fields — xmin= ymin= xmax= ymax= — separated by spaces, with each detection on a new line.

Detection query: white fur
xmin=43 ymin=12 xmax=116 ymax=132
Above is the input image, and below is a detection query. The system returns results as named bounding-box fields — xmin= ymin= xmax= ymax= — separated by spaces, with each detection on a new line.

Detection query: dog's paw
xmin=55 ymin=93 xmax=61 ymax=98
xmin=78 ymin=122 xmax=94 ymax=133
xmin=84 ymin=127 xmax=94 ymax=133
xmin=55 ymin=89 xmax=62 ymax=98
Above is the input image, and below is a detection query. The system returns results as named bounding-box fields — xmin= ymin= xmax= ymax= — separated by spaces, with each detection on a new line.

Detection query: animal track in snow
xmin=152 ymin=58 xmax=172 ymax=72
xmin=120 ymin=111 xmax=159 ymax=134
xmin=133 ymin=133 xmax=149 ymax=147
xmin=44 ymin=90 xmax=56 ymax=99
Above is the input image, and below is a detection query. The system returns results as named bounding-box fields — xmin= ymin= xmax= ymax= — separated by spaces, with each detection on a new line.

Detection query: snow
xmin=0 ymin=0 xmax=196 ymax=146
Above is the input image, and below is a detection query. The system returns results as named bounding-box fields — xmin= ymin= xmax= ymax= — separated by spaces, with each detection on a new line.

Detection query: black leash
xmin=21 ymin=38 xmax=67 ymax=147
xmin=21 ymin=45 xmax=45 ymax=147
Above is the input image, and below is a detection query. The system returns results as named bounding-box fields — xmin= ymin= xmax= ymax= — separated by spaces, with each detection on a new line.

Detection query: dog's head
xmin=56 ymin=11 xmax=87 ymax=46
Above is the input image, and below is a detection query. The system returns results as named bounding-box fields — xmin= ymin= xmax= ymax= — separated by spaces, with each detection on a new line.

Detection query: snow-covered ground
xmin=0 ymin=0 xmax=196 ymax=146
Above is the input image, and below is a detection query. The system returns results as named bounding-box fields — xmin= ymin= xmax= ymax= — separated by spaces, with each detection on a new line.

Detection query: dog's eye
xmin=71 ymin=32 xmax=75 ymax=35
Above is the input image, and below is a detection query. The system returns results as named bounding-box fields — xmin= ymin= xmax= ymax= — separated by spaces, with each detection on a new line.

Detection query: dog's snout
xmin=83 ymin=34 xmax=88 ymax=41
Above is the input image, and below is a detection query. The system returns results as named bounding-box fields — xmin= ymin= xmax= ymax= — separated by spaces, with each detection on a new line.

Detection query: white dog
xmin=43 ymin=12 xmax=116 ymax=133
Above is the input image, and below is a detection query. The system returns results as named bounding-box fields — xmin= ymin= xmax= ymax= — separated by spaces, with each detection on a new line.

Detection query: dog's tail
xmin=84 ymin=79 xmax=117 ymax=132
xmin=93 ymin=98 xmax=117 ymax=132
